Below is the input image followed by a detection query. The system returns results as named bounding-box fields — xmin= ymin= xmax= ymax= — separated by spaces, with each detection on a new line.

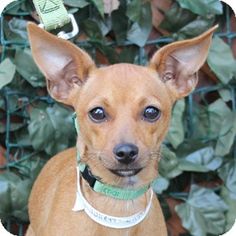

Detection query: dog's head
xmin=28 ymin=24 xmax=216 ymax=188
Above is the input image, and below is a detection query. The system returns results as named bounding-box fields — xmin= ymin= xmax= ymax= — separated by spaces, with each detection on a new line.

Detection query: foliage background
xmin=0 ymin=0 xmax=236 ymax=235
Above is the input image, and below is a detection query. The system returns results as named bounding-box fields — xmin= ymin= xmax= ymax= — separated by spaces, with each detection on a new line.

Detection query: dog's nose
xmin=113 ymin=143 xmax=139 ymax=164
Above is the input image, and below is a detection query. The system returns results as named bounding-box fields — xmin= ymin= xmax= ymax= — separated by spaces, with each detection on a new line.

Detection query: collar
xmin=78 ymin=154 xmax=150 ymax=200
xmin=72 ymin=113 xmax=151 ymax=201
xmin=72 ymin=167 xmax=154 ymax=229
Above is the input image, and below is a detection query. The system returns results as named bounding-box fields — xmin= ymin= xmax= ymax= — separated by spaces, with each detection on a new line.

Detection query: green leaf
xmin=15 ymin=128 xmax=31 ymax=146
xmin=174 ymin=16 xmax=215 ymax=40
xmin=152 ymin=175 xmax=170 ymax=194
xmin=11 ymin=177 xmax=32 ymax=222
xmin=166 ymin=99 xmax=185 ymax=149
xmin=0 ymin=172 xmax=13 ymax=220
xmin=218 ymin=160 xmax=236 ymax=199
xmin=127 ymin=3 xmax=152 ymax=47
xmin=82 ymin=19 xmax=104 ymax=42
xmin=176 ymin=0 xmax=223 ymax=16
xmin=119 ymin=46 xmax=139 ymax=63
xmin=192 ymin=99 xmax=232 ymax=140
xmin=176 ymin=143 xmax=219 ymax=172
xmin=215 ymin=112 xmax=236 ymax=156
xmin=208 ymin=99 xmax=232 ymax=138
xmin=0 ymin=58 xmax=16 ymax=89
xmin=176 ymin=184 xmax=228 ymax=236
xmin=207 ymin=37 xmax=236 ymax=84
xmin=95 ymin=17 xmax=111 ymax=36
xmin=160 ymin=3 xmax=196 ymax=33
xmin=90 ymin=0 xmax=104 ymax=17
xmin=178 ymin=160 xmax=209 ymax=172
xmin=221 ymin=186 xmax=236 ymax=232
xmin=126 ymin=0 xmax=142 ymax=22
xmin=219 ymin=88 xmax=233 ymax=102
xmin=64 ymin=0 xmax=89 ymax=8
xmin=112 ymin=7 xmax=129 ymax=44
xmin=28 ymin=107 xmax=54 ymax=152
xmin=3 ymin=18 xmax=28 ymax=42
xmin=28 ymin=104 xmax=76 ymax=155
xmin=159 ymin=146 xmax=182 ymax=179
xmin=94 ymin=43 xmax=119 ymax=64
xmin=184 ymin=146 xmax=222 ymax=171
xmin=0 ymin=95 xmax=27 ymax=133
xmin=3 ymin=2 xmax=21 ymax=15
xmin=8 ymin=17 xmax=28 ymax=40
xmin=15 ymin=49 xmax=45 ymax=87
xmin=0 ymin=156 xmax=45 ymax=222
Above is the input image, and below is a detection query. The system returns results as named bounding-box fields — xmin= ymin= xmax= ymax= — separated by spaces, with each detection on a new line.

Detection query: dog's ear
xmin=27 ymin=23 xmax=95 ymax=106
xmin=149 ymin=25 xmax=217 ymax=100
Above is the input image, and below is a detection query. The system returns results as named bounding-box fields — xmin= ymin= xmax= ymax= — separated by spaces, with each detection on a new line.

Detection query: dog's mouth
xmin=109 ymin=168 xmax=143 ymax=177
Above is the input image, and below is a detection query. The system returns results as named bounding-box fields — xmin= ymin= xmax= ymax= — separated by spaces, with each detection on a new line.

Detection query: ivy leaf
xmin=94 ymin=43 xmax=119 ymax=64
xmin=160 ymin=3 xmax=196 ymax=33
xmin=159 ymin=146 xmax=182 ymax=179
xmin=152 ymin=175 xmax=170 ymax=194
xmin=28 ymin=104 xmax=76 ymax=155
xmin=176 ymin=184 xmax=228 ymax=236
xmin=82 ymin=19 xmax=104 ymax=41
xmin=112 ymin=7 xmax=129 ymax=44
xmin=119 ymin=46 xmax=139 ymax=63
xmin=219 ymin=88 xmax=233 ymax=102
xmin=166 ymin=99 xmax=185 ymax=149
xmin=0 ymin=172 xmax=13 ymax=220
xmin=0 ymin=157 xmax=44 ymax=222
xmin=207 ymin=36 xmax=236 ymax=84
xmin=182 ymin=146 xmax=222 ymax=171
xmin=8 ymin=17 xmax=28 ymax=40
xmin=90 ymin=0 xmax=104 ymax=17
xmin=176 ymin=0 xmax=223 ymax=16
xmin=176 ymin=144 xmax=216 ymax=172
xmin=178 ymin=160 xmax=209 ymax=172
xmin=0 ymin=58 xmax=16 ymax=89
xmin=218 ymin=160 xmax=236 ymax=199
xmin=126 ymin=0 xmax=142 ymax=22
xmin=64 ymin=0 xmax=89 ymax=8
xmin=3 ymin=18 xmax=28 ymax=42
xmin=174 ymin=16 xmax=215 ymax=40
xmin=221 ymin=186 xmax=236 ymax=232
xmin=15 ymin=49 xmax=45 ymax=88
xmin=208 ymin=99 xmax=232 ymax=138
xmin=103 ymin=0 xmax=120 ymax=14
xmin=215 ymin=112 xmax=236 ymax=156
xmin=127 ymin=2 xmax=152 ymax=47
xmin=192 ymin=99 xmax=232 ymax=140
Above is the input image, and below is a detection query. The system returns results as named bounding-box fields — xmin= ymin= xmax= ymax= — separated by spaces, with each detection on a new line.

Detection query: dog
xmin=26 ymin=23 xmax=217 ymax=236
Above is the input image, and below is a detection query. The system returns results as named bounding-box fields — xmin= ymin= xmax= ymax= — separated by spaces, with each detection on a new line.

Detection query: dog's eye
xmin=143 ymin=106 xmax=161 ymax=122
xmin=89 ymin=107 xmax=106 ymax=122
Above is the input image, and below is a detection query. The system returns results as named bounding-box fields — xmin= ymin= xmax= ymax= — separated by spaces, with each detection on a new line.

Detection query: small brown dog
xmin=26 ymin=23 xmax=217 ymax=236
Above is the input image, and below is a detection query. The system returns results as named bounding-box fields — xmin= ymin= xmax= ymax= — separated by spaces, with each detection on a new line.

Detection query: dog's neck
xmin=80 ymin=175 xmax=152 ymax=217
xmin=72 ymin=164 xmax=153 ymax=229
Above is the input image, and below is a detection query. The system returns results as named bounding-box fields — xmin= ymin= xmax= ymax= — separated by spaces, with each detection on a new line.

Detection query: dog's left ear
xmin=149 ymin=25 xmax=217 ymax=100
xmin=27 ymin=23 xmax=95 ymax=106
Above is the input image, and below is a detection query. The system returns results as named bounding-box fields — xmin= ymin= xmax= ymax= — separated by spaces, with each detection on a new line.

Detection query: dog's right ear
xmin=27 ymin=23 xmax=95 ymax=106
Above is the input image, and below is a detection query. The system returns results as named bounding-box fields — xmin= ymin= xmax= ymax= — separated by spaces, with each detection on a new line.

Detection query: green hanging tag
xmin=33 ymin=0 xmax=70 ymax=31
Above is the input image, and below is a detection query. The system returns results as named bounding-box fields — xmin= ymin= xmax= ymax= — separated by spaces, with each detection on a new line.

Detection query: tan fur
xmin=26 ymin=23 xmax=217 ymax=236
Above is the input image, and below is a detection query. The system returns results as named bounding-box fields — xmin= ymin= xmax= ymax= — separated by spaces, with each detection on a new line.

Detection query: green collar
xmin=72 ymin=113 xmax=151 ymax=200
